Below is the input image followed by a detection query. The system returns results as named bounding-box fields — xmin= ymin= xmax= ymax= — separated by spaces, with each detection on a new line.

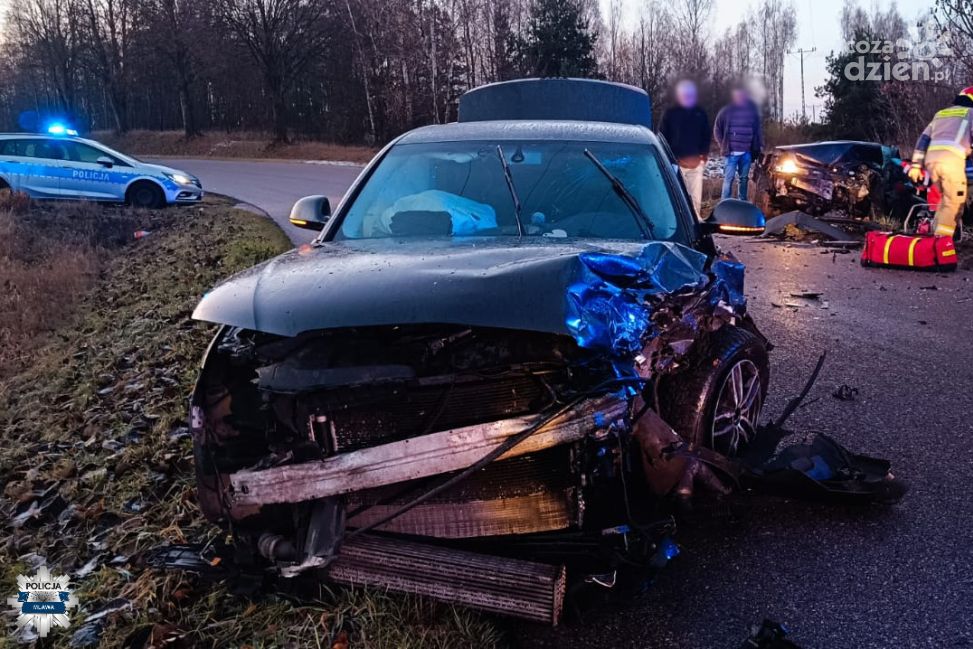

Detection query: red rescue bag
xmin=860 ymin=231 xmax=957 ymax=271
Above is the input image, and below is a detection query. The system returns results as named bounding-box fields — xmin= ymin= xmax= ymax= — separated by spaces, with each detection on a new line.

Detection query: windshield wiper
xmin=583 ymin=149 xmax=654 ymax=240
xmin=496 ymin=145 xmax=526 ymax=237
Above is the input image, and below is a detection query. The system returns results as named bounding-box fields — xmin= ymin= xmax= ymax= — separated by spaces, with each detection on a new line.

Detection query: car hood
xmin=139 ymin=162 xmax=193 ymax=178
xmin=192 ymin=237 xmax=712 ymax=339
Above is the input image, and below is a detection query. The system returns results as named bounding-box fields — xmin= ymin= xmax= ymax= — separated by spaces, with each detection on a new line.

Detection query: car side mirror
xmin=702 ymin=198 xmax=766 ymax=236
xmin=289 ymin=195 xmax=331 ymax=231
xmin=96 ymin=156 xmax=114 ymax=168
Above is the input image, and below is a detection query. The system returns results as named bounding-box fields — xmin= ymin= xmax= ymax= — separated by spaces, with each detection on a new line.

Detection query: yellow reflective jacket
xmin=912 ymin=106 xmax=973 ymax=165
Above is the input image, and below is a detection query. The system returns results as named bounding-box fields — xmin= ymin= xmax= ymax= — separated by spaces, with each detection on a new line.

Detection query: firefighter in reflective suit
xmin=908 ymin=86 xmax=973 ymax=239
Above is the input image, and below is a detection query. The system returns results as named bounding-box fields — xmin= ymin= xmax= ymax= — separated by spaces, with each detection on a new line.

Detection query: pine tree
xmin=516 ymin=0 xmax=598 ymax=78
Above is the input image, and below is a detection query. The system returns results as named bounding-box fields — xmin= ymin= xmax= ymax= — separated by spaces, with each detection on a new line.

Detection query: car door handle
xmin=2 ymin=160 xmax=20 ymax=164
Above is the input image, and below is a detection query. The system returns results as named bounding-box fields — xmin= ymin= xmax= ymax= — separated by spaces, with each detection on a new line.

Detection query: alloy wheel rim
xmin=711 ymin=359 xmax=762 ymax=456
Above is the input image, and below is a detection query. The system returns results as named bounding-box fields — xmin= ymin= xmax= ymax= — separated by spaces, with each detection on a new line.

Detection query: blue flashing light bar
xmin=46 ymin=123 xmax=78 ymax=136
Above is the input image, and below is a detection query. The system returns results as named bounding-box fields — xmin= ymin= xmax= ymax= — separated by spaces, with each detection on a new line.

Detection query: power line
xmin=787 ymin=46 xmax=816 ymax=121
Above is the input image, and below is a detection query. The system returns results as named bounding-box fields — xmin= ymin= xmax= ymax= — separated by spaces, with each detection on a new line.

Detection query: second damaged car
xmin=751 ymin=140 xmax=909 ymax=219
xmin=185 ymin=80 xmax=899 ymax=624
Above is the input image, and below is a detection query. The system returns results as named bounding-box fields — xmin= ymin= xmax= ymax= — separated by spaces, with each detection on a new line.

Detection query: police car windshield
xmin=335 ymin=140 xmax=682 ymax=242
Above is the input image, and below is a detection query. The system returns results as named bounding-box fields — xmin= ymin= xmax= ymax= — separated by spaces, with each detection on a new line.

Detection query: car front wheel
xmin=658 ymin=326 xmax=769 ymax=457
xmin=127 ymin=182 xmax=165 ymax=209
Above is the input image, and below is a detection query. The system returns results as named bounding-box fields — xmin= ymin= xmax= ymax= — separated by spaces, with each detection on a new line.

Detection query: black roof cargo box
xmin=458 ymin=78 xmax=652 ymax=129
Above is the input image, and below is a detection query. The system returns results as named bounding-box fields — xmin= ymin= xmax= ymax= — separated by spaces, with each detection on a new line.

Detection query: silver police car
xmin=0 ymin=128 xmax=202 ymax=208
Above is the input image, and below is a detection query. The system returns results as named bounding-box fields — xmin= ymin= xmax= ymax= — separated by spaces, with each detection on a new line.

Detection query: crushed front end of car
xmin=753 ymin=141 xmax=910 ymax=219
xmin=185 ymin=238 xmax=781 ymax=623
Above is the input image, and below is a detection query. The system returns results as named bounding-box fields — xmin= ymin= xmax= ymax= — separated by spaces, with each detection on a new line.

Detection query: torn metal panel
xmin=227 ymin=395 xmax=627 ymax=509
xmin=565 ymin=244 xmax=709 ymax=356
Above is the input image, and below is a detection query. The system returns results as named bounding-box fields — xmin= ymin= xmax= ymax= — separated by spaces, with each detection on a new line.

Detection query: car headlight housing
xmin=165 ymin=172 xmax=195 ymax=185
xmin=775 ymin=157 xmax=800 ymax=175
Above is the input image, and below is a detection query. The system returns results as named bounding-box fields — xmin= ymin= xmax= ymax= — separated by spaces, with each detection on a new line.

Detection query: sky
xmin=607 ymin=0 xmax=916 ymax=121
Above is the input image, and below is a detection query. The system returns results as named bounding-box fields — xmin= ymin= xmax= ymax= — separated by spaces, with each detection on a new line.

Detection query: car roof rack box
xmin=458 ymin=78 xmax=652 ymax=129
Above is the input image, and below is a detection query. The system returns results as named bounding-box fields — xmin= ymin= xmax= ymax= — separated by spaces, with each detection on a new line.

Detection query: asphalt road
xmin=179 ymin=158 xmax=973 ymax=648
xmin=158 ymin=157 xmax=362 ymax=244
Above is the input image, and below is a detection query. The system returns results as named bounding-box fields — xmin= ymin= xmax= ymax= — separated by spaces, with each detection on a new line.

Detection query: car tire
xmin=127 ymin=182 xmax=165 ymax=209
xmin=657 ymin=326 xmax=769 ymax=456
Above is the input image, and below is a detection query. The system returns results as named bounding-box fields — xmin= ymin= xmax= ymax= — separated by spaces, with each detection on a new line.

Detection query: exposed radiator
xmin=328 ymin=534 xmax=566 ymax=625
xmin=345 ymin=450 xmax=577 ymax=538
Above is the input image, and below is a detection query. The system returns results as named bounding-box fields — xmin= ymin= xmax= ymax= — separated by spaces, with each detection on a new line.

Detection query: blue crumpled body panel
xmin=565 ymin=242 xmax=745 ymax=357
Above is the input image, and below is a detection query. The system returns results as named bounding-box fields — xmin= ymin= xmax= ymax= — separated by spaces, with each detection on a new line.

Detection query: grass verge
xmin=0 ymin=198 xmax=501 ymax=648
xmin=94 ymin=130 xmax=378 ymax=164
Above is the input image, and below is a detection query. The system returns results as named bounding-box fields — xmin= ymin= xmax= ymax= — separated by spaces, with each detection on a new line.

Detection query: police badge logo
xmin=6 ymin=566 xmax=78 ymax=638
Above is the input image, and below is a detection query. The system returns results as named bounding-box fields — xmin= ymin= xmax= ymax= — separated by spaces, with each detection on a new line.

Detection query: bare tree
xmin=674 ymin=0 xmax=714 ymax=76
xmin=139 ymin=0 xmax=208 ymax=137
xmin=217 ymin=0 xmax=333 ymax=142
xmin=935 ymin=0 xmax=973 ymax=71
xmin=7 ymin=0 xmax=84 ymax=118
xmin=82 ymin=0 xmax=134 ymax=133
xmin=756 ymin=0 xmax=796 ymax=121
xmin=606 ymin=0 xmax=622 ymax=79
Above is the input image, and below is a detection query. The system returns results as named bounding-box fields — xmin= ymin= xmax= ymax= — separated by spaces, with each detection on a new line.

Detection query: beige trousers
xmin=925 ymin=159 xmax=967 ymax=237
xmin=680 ymin=164 xmax=704 ymax=218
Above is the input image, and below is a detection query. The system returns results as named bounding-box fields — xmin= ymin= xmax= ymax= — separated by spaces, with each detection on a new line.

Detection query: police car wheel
xmin=127 ymin=182 xmax=164 ymax=209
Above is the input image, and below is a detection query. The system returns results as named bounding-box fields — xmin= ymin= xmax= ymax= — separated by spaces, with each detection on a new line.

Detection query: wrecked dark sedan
xmin=752 ymin=140 xmax=909 ymax=218
xmin=183 ymin=80 xmax=858 ymax=625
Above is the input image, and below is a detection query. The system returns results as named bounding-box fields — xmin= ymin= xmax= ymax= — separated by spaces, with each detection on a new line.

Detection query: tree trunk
xmin=179 ymin=78 xmax=200 ymax=138
xmin=108 ymin=84 xmax=127 ymax=134
xmin=271 ymin=91 xmax=288 ymax=143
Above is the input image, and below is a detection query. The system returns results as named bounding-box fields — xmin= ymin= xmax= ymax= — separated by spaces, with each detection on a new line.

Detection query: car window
xmin=0 ymin=139 xmax=32 ymax=157
xmin=336 ymin=140 xmax=683 ymax=243
xmin=35 ymin=140 xmax=71 ymax=161
xmin=65 ymin=142 xmax=126 ymax=166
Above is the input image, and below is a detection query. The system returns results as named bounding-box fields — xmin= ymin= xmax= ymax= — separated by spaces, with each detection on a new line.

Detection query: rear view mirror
xmin=289 ymin=195 xmax=331 ymax=231
xmin=703 ymin=198 xmax=766 ymax=235
xmin=96 ymin=156 xmax=114 ymax=168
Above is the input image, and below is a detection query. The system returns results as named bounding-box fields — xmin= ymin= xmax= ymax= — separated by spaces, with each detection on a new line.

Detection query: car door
xmin=0 ymin=139 xmax=29 ymax=191
xmin=58 ymin=141 xmax=130 ymax=200
xmin=18 ymin=139 xmax=68 ymax=199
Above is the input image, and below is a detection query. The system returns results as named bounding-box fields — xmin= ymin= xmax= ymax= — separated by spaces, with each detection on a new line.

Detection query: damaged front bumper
xmin=184 ymin=242 xmax=905 ymax=624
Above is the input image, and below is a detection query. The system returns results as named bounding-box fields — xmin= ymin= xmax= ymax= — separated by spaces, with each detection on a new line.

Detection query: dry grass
xmin=0 ymin=193 xmax=164 ymax=375
xmin=0 ymin=198 xmax=502 ymax=648
xmin=94 ymin=130 xmax=379 ymax=164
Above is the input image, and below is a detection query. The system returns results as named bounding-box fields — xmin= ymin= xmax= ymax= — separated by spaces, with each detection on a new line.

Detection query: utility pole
xmin=788 ymin=47 xmax=816 ymax=121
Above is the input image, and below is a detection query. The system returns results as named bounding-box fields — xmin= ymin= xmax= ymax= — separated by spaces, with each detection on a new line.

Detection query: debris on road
xmin=739 ymin=619 xmax=803 ymax=648
xmin=833 ymin=384 xmax=859 ymax=401
xmin=762 ymin=211 xmax=862 ymax=242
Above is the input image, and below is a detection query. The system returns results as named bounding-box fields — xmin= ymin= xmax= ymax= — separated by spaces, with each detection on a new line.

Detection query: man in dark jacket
xmin=713 ymin=86 xmax=763 ymax=201
xmin=659 ymin=80 xmax=709 ymax=216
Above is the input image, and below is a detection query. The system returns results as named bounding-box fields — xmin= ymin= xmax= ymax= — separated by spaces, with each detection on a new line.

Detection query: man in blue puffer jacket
xmin=713 ymin=86 xmax=764 ymax=201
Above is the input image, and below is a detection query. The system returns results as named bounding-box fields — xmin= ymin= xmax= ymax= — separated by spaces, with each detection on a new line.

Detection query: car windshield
xmin=335 ymin=140 xmax=682 ymax=241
